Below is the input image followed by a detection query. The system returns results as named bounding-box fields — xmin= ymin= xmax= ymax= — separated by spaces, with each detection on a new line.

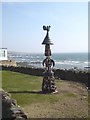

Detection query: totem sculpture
xmin=42 ymin=25 xmax=58 ymax=93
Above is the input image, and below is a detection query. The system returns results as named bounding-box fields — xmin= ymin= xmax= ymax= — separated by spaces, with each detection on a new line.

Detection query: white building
xmin=0 ymin=48 xmax=8 ymax=61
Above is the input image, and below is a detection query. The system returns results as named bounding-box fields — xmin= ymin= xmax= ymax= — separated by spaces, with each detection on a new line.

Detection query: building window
xmin=4 ymin=50 xmax=5 ymax=57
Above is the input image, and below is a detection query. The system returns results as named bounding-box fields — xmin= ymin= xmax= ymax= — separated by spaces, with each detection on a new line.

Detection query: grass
xmin=2 ymin=70 xmax=42 ymax=91
xmin=1 ymin=70 xmax=88 ymax=118
xmin=2 ymin=70 xmax=61 ymax=106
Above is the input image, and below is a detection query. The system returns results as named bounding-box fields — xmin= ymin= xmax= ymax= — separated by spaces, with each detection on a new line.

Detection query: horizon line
xmin=8 ymin=50 xmax=88 ymax=54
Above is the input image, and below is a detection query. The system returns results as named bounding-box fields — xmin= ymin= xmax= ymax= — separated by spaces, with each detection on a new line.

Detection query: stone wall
xmin=54 ymin=69 xmax=89 ymax=86
xmin=0 ymin=89 xmax=28 ymax=119
xmin=1 ymin=66 xmax=89 ymax=87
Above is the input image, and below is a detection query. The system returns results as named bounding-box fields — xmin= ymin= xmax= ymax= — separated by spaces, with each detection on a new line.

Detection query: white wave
xmin=70 ymin=61 xmax=79 ymax=64
xmin=9 ymin=56 xmax=16 ymax=58
xmin=30 ymin=56 xmax=34 ymax=58
xmin=10 ymin=55 xmax=23 ymax=58
xmin=84 ymin=61 xmax=90 ymax=64
xmin=21 ymin=59 xmax=26 ymax=61
xmin=36 ymin=56 xmax=39 ymax=58
xmin=25 ymin=55 xmax=29 ymax=58
xmin=55 ymin=60 xmax=80 ymax=65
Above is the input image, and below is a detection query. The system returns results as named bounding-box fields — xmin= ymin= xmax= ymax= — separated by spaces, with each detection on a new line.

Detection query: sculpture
xmin=42 ymin=25 xmax=58 ymax=94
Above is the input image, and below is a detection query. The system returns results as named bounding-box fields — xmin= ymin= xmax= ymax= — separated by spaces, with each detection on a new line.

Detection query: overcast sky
xmin=2 ymin=2 xmax=88 ymax=53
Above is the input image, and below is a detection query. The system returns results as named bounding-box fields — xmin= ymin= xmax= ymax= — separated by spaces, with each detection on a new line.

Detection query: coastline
xmin=8 ymin=52 xmax=88 ymax=70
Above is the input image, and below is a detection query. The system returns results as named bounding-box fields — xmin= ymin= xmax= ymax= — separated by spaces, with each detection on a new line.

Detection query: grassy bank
xmin=2 ymin=65 xmax=89 ymax=86
xmin=2 ymin=70 xmax=88 ymax=118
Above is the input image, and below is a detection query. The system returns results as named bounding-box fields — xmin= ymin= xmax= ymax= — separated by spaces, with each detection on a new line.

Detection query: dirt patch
xmin=24 ymin=80 xmax=88 ymax=118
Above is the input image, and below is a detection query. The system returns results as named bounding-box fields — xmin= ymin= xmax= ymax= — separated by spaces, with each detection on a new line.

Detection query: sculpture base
xmin=42 ymin=76 xmax=57 ymax=94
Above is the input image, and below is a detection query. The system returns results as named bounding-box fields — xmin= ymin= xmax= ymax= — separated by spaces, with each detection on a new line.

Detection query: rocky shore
xmin=0 ymin=60 xmax=17 ymax=67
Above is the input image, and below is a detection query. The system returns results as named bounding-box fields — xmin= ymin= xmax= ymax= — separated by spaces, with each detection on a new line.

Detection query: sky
xmin=1 ymin=2 xmax=88 ymax=53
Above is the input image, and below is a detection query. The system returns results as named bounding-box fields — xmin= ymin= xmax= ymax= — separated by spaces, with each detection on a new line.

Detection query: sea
xmin=8 ymin=52 xmax=89 ymax=71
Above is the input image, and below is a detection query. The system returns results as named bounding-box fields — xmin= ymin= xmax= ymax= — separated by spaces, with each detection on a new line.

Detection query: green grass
xmin=1 ymin=70 xmax=77 ymax=106
xmin=1 ymin=70 xmax=88 ymax=118
xmin=2 ymin=70 xmax=60 ymax=106
xmin=2 ymin=70 xmax=42 ymax=91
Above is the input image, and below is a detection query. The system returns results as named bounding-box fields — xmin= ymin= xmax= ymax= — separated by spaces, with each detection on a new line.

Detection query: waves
xmin=55 ymin=60 xmax=88 ymax=66
xmin=8 ymin=52 xmax=88 ymax=70
xmin=55 ymin=60 xmax=89 ymax=70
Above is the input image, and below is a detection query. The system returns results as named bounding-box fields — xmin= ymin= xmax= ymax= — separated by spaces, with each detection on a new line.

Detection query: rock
xmin=1 ymin=89 xmax=28 ymax=119
xmin=0 ymin=60 xmax=17 ymax=67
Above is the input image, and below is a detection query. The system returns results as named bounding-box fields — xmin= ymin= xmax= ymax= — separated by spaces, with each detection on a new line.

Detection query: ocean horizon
xmin=8 ymin=51 xmax=89 ymax=70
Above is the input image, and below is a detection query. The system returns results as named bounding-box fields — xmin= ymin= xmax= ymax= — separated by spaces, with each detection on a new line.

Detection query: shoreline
xmin=16 ymin=61 xmax=89 ymax=72
xmin=8 ymin=52 xmax=88 ymax=70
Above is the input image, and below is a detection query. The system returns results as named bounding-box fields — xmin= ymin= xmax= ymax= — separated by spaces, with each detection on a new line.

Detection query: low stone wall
xmin=1 ymin=89 xmax=28 ymax=119
xmin=1 ymin=66 xmax=89 ymax=87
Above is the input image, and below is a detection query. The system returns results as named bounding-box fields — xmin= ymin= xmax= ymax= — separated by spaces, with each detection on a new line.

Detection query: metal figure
xmin=45 ymin=44 xmax=51 ymax=56
xmin=42 ymin=25 xmax=58 ymax=94
xmin=43 ymin=57 xmax=55 ymax=70
xmin=43 ymin=25 xmax=51 ymax=31
xmin=42 ymin=26 xmax=53 ymax=45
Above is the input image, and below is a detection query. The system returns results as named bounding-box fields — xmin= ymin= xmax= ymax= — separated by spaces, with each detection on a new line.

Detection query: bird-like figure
xmin=43 ymin=25 xmax=51 ymax=31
